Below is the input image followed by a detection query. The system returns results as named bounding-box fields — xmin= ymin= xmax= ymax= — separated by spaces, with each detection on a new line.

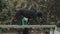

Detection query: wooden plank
xmin=0 ymin=25 xmax=56 ymax=28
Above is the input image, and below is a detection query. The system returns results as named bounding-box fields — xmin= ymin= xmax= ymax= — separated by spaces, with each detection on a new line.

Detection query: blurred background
xmin=0 ymin=0 xmax=60 ymax=25
xmin=0 ymin=0 xmax=60 ymax=34
xmin=0 ymin=28 xmax=50 ymax=34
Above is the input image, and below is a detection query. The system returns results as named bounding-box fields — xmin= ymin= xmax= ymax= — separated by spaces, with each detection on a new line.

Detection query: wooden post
xmin=0 ymin=28 xmax=2 ymax=34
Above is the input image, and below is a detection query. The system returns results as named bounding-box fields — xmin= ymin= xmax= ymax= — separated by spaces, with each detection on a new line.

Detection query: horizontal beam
xmin=0 ymin=25 xmax=56 ymax=28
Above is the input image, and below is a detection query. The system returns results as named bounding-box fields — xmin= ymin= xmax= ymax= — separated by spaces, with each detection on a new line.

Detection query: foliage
xmin=0 ymin=0 xmax=59 ymax=25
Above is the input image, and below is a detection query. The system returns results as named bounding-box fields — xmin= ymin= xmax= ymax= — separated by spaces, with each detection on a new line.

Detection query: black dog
xmin=12 ymin=9 xmax=42 ymax=25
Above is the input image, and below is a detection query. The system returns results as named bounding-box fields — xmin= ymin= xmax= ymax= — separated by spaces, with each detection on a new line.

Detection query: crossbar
xmin=0 ymin=25 xmax=56 ymax=28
